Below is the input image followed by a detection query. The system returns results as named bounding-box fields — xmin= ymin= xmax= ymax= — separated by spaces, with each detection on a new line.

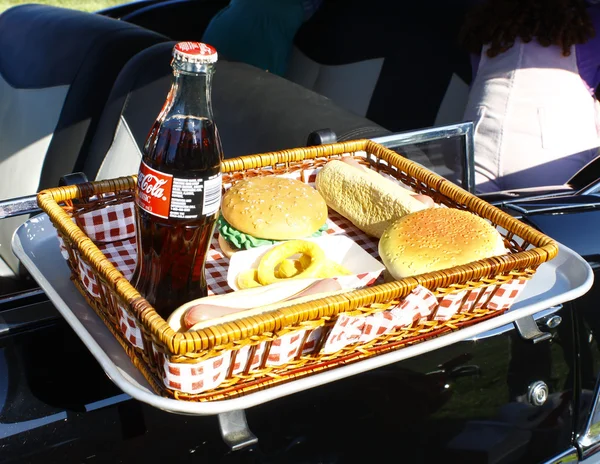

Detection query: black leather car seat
xmin=0 ymin=5 xmax=168 ymax=278
xmin=83 ymin=41 xmax=390 ymax=181
xmin=285 ymin=0 xmax=474 ymax=132
xmin=119 ymin=0 xmax=229 ymax=42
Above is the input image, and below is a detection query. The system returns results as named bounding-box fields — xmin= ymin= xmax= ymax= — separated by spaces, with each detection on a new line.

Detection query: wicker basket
xmin=37 ymin=139 xmax=558 ymax=402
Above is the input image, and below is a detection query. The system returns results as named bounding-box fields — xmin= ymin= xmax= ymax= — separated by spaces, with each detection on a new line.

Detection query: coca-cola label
xmin=136 ymin=162 xmax=173 ymax=219
xmin=136 ymin=161 xmax=222 ymax=220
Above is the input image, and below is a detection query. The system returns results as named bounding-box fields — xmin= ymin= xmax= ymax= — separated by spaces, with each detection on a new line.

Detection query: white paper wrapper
xmin=227 ymin=235 xmax=384 ymax=291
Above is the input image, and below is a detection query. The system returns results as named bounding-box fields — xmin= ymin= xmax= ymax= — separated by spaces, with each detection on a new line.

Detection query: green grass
xmin=0 ymin=0 xmax=131 ymax=14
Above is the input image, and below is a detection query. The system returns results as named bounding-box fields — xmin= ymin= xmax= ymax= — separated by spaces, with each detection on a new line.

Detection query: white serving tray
xmin=12 ymin=213 xmax=594 ymax=416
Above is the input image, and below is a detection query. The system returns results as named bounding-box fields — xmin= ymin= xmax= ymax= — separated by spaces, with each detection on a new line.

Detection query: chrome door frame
xmin=372 ymin=121 xmax=475 ymax=193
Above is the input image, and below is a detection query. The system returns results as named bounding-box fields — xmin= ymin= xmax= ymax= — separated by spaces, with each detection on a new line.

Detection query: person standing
xmin=460 ymin=0 xmax=600 ymax=193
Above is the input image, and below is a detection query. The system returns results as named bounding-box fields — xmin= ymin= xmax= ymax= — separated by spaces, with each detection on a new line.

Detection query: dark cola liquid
xmin=131 ymin=115 xmax=223 ymax=319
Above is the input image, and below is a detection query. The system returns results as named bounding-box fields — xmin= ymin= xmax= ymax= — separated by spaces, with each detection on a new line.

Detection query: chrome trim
xmin=0 ymin=299 xmax=60 ymax=336
xmin=0 ymin=194 xmax=40 ymax=220
xmin=579 ymin=379 xmax=600 ymax=459
xmin=485 ymin=188 xmax=575 ymax=206
xmin=465 ymin=305 xmax=563 ymax=341
xmin=371 ymin=122 xmax=472 ymax=146
xmin=542 ymin=447 xmax=579 ymax=464
xmin=576 ymin=178 xmax=600 ymax=196
xmin=371 ymin=121 xmax=476 ymax=193
xmin=527 ymin=381 xmax=549 ymax=406
xmin=0 ymin=287 xmax=45 ymax=306
xmin=514 ymin=315 xmax=553 ymax=343
xmin=506 ymin=202 xmax=600 ymax=216
xmin=546 ymin=315 xmax=563 ymax=329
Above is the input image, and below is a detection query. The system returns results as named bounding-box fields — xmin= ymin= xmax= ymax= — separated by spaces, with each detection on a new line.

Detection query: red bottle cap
xmin=172 ymin=42 xmax=218 ymax=64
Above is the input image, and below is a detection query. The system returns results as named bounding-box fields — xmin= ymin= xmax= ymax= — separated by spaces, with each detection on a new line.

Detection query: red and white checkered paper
xmin=117 ymin=304 xmax=144 ymax=350
xmin=359 ymin=311 xmax=397 ymax=344
xmin=76 ymin=237 xmax=137 ymax=298
xmin=487 ymin=278 xmax=529 ymax=310
xmin=321 ymin=280 xmax=528 ymax=355
xmin=230 ymin=344 xmax=252 ymax=375
xmin=434 ymin=291 xmax=468 ymax=321
xmin=58 ymin=235 xmax=70 ymax=260
xmin=390 ymin=285 xmax=439 ymax=325
xmin=161 ymin=351 xmax=232 ymax=394
xmin=231 ymin=326 xmax=324 ymax=375
xmin=321 ymin=313 xmax=363 ymax=354
xmin=153 ymin=278 xmax=529 ymax=393
xmin=75 ymin=201 xmax=136 ymax=243
xmin=321 ymin=285 xmax=435 ymax=355
xmin=266 ymin=329 xmax=309 ymax=366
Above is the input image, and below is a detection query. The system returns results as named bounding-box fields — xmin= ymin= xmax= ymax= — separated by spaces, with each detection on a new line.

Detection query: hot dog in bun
xmin=167 ymin=278 xmax=343 ymax=332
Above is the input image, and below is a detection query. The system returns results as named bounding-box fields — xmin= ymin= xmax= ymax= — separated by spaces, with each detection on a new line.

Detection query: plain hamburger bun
xmin=221 ymin=176 xmax=328 ymax=240
xmin=379 ymin=208 xmax=507 ymax=279
xmin=315 ymin=160 xmax=426 ymax=238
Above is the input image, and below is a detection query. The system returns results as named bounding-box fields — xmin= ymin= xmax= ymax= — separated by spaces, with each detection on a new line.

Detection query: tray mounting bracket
xmin=218 ymin=409 xmax=258 ymax=451
xmin=514 ymin=316 xmax=552 ymax=343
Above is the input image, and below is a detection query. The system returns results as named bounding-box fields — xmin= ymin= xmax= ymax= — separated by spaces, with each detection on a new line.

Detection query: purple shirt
xmin=577 ymin=5 xmax=600 ymax=94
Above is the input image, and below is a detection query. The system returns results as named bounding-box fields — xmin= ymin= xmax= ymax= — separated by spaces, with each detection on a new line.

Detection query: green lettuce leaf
xmin=217 ymin=215 xmax=328 ymax=250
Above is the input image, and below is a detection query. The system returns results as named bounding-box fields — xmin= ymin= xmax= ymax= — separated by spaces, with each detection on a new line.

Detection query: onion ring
xmin=275 ymin=258 xmax=304 ymax=279
xmin=237 ymin=269 xmax=262 ymax=289
xmin=257 ymin=240 xmax=326 ymax=285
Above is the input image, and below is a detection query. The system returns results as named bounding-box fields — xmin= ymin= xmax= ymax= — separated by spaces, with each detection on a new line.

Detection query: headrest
xmin=0 ymin=4 xmax=167 ymax=89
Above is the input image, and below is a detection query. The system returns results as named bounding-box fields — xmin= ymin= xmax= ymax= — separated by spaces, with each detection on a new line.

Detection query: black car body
xmin=1 ymin=2 xmax=600 ymax=463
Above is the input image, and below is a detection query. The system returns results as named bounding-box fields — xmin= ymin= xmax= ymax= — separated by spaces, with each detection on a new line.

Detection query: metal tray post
xmin=514 ymin=316 xmax=553 ymax=343
xmin=218 ymin=409 xmax=258 ymax=450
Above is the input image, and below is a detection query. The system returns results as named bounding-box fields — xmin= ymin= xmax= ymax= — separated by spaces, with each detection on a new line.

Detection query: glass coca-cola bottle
xmin=131 ymin=42 xmax=223 ymax=319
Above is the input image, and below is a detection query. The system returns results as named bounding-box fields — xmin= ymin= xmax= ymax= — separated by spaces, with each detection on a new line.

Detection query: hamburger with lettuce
xmin=217 ymin=176 xmax=329 ymax=258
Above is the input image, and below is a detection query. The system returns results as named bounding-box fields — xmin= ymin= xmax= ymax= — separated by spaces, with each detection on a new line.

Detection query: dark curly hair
xmin=460 ymin=0 xmax=595 ymax=58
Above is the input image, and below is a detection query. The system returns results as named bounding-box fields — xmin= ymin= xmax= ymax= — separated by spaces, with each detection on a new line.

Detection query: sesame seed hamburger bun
xmin=217 ymin=177 xmax=328 ymax=257
xmin=379 ymin=208 xmax=507 ymax=279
